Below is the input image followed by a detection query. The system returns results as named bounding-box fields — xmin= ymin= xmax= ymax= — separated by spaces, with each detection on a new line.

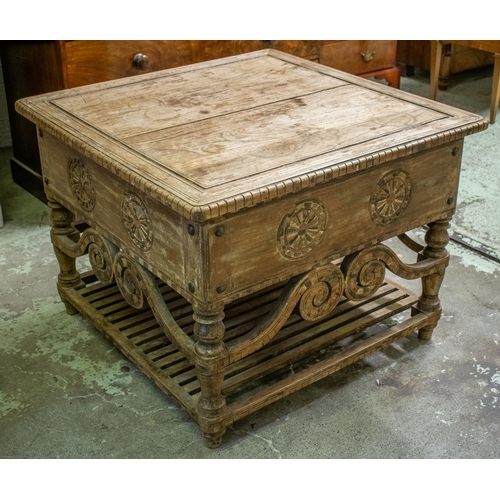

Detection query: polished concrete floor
xmin=0 ymin=66 xmax=499 ymax=459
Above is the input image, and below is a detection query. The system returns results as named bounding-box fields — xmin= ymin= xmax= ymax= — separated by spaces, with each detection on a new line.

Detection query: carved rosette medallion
xmin=67 ymin=157 xmax=96 ymax=211
xmin=369 ymin=170 xmax=411 ymax=225
xmin=121 ymin=192 xmax=154 ymax=252
xmin=277 ymin=200 xmax=327 ymax=260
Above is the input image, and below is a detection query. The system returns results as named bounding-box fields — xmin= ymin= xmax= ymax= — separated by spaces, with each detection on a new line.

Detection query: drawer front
xmin=320 ymin=40 xmax=397 ymax=75
xmin=63 ymin=40 xmax=320 ymax=88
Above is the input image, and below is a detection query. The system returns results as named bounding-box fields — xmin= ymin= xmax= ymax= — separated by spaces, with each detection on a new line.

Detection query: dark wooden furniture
xmin=430 ymin=40 xmax=500 ymax=125
xmin=2 ymin=40 xmax=401 ymax=203
xmin=16 ymin=49 xmax=487 ymax=447
xmin=321 ymin=40 xmax=400 ymax=88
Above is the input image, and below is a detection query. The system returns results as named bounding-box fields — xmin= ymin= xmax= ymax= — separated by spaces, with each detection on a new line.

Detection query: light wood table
xmin=431 ymin=40 xmax=500 ymax=124
xmin=16 ymin=50 xmax=488 ymax=448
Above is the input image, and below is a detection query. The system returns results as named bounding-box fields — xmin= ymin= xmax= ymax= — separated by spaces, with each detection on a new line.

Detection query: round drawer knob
xmin=132 ymin=53 xmax=150 ymax=70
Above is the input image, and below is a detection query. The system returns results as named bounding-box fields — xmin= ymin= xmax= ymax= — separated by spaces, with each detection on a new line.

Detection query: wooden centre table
xmin=16 ymin=50 xmax=488 ymax=448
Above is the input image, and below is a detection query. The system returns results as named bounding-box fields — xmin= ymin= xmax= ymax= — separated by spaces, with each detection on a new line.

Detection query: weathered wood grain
xmin=17 ymin=50 xmax=488 ymax=221
xmin=18 ymin=50 xmax=488 ymax=448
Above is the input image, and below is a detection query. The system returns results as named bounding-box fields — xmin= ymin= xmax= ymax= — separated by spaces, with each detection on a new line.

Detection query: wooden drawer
xmin=63 ymin=40 xmax=321 ymax=88
xmin=320 ymin=40 xmax=397 ymax=75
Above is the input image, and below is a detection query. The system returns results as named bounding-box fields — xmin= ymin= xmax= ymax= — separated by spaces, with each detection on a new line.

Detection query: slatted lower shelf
xmin=65 ymin=273 xmax=429 ymax=425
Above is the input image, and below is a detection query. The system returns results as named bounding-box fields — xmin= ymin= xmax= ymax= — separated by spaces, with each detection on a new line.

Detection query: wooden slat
xmin=169 ymin=282 xmax=400 ymax=388
xmin=63 ymin=286 xmax=200 ymax=421
xmin=223 ymin=294 xmax=416 ymax=395
xmin=68 ymin=273 xmax=428 ymax=428
xmin=179 ymin=288 xmax=415 ymax=394
xmin=228 ymin=312 xmax=433 ymax=422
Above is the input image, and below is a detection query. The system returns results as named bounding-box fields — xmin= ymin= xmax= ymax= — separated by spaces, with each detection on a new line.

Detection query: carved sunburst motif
xmin=370 ymin=170 xmax=411 ymax=225
xmin=278 ymin=200 xmax=327 ymax=260
xmin=121 ymin=192 xmax=154 ymax=252
xmin=67 ymin=157 xmax=96 ymax=211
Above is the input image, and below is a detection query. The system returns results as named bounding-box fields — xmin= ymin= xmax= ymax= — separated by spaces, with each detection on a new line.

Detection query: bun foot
xmin=203 ymin=431 xmax=225 ymax=449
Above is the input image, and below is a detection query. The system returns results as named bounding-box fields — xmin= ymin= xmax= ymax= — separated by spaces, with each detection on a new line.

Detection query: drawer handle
xmin=263 ymin=40 xmax=279 ymax=46
xmin=361 ymin=50 xmax=375 ymax=63
xmin=132 ymin=53 xmax=150 ymax=70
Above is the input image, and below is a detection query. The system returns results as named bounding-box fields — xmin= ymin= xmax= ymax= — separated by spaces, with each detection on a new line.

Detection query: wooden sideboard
xmin=1 ymin=40 xmax=399 ymax=202
xmin=321 ymin=40 xmax=400 ymax=88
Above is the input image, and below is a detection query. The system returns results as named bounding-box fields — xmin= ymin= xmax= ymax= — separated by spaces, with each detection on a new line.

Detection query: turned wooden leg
xmin=417 ymin=218 xmax=451 ymax=340
xmin=491 ymin=53 xmax=500 ymax=125
xmin=193 ymin=308 xmax=228 ymax=448
xmin=438 ymin=44 xmax=452 ymax=91
xmin=48 ymin=199 xmax=84 ymax=315
xmin=430 ymin=40 xmax=442 ymax=101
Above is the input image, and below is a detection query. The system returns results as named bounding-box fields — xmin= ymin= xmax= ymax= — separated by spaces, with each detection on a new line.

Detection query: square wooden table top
xmin=16 ymin=49 xmax=488 ymax=222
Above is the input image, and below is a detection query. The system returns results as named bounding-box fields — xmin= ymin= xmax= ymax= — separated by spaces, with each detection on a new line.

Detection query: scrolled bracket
xmin=52 ymin=227 xmax=119 ymax=285
xmin=226 ymin=263 xmax=344 ymax=364
xmin=112 ymin=251 xmax=195 ymax=357
xmin=341 ymin=243 xmax=449 ymax=301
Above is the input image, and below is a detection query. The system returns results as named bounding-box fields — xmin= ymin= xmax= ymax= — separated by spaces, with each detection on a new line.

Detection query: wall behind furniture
xmin=0 ymin=58 xmax=12 ymax=148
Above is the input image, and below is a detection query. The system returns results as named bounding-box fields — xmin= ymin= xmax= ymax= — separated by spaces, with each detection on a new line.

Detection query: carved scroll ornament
xmin=226 ymin=263 xmax=344 ymax=364
xmin=113 ymin=252 xmax=146 ymax=309
xmin=341 ymin=243 xmax=450 ymax=301
xmin=298 ymin=265 xmax=344 ymax=322
xmin=111 ymin=252 xmax=195 ymax=358
xmin=51 ymin=227 xmax=118 ymax=285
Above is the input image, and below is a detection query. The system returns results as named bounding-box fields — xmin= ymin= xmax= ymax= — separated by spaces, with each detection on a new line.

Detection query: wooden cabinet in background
xmin=320 ymin=40 xmax=400 ymax=88
xmin=62 ymin=40 xmax=321 ymax=88
xmin=1 ymin=40 xmax=399 ymax=202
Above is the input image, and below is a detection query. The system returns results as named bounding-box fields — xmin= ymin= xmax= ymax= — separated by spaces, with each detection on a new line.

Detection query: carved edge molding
xmin=16 ymin=56 xmax=488 ymax=223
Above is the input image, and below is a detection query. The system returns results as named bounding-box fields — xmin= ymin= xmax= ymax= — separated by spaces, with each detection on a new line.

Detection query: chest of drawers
xmin=321 ymin=40 xmax=400 ymax=88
